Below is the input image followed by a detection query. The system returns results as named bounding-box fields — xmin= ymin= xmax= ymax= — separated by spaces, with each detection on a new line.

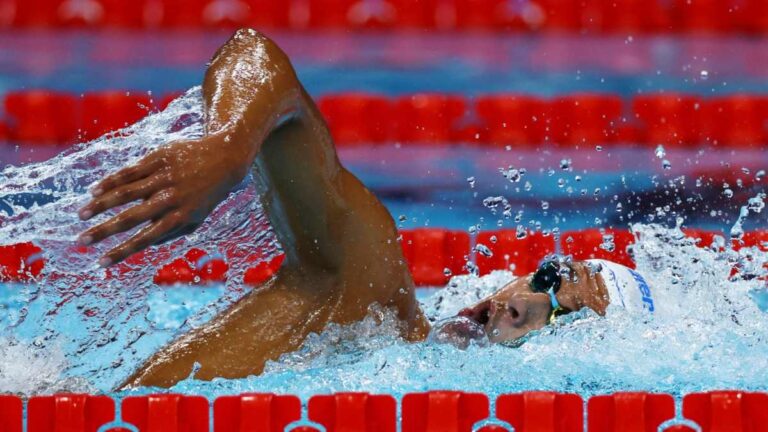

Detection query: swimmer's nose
xmin=458 ymin=301 xmax=491 ymax=326
xmin=501 ymin=297 xmax=528 ymax=327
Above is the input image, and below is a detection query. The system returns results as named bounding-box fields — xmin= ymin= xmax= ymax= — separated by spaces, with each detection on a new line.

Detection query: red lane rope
xmin=2 ymin=391 xmax=767 ymax=431
xmin=3 ymin=91 xmax=768 ymax=148
xmin=1 ymin=228 xmax=764 ymax=286
xmin=2 ymin=0 xmax=768 ymax=35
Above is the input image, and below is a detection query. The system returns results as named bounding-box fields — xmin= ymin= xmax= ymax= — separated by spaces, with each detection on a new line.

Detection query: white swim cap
xmin=587 ymin=259 xmax=656 ymax=314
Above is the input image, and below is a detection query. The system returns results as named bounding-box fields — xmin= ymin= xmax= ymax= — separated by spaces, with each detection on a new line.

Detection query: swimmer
xmin=76 ymin=29 xmax=654 ymax=388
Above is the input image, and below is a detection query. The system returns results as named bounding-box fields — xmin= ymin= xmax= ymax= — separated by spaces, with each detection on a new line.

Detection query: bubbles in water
xmin=655 ymin=145 xmax=666 ymax=159
xmin=427 ymin=316 xmax=489 ymax=350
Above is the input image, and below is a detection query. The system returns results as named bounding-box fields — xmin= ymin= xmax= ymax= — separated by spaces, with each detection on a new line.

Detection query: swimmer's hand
xmin=77 ymin=135 xmax=249 ymax=266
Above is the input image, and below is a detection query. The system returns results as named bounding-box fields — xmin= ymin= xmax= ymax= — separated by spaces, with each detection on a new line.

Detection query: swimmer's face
xmin=456 ymin=261 xmax=608 ymax=344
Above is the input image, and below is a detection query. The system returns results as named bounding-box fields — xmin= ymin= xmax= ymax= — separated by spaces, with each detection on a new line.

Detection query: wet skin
xmin=78 ymin=29 xmax=611 ymax=389
xmin=458 ymin=262 xmax=610 ymax=343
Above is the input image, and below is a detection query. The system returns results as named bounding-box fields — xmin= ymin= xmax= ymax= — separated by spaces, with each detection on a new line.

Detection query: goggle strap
xmin=547 ymin=287 xmax=560 ymax=310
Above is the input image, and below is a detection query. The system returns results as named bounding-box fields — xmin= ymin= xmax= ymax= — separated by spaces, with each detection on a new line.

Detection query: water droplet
xmin=467 ymin=176 xmax=476 ymax=188
xmin=662 ymin=159 xmax=672 ymax=170
xmin=655 ymin=145 xmax=666 ymax=159
xmin=475 ymin=244 xmax=493 ymax=257
xmin=700 ymin=70 xmax=709 ymax=80
xmin=541 ymin=201 xmax=550 ymax=210
xmin=559 ymin=158 xmax=572 ymax=171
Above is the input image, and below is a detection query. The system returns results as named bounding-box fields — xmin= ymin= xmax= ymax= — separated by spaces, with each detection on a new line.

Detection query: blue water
xmin=1 ymin=34 xmax=768 ymax=399
xmin=1 ymin=89 xmax=767 ymax=399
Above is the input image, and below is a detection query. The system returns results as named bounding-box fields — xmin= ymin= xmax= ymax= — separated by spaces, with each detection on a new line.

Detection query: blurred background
xmin=1 ymin=0 xmax=767 ymax=236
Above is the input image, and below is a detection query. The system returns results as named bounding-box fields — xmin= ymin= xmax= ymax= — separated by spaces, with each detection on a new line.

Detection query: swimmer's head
xmin=455 ymin=260 xmax=611 ymax=344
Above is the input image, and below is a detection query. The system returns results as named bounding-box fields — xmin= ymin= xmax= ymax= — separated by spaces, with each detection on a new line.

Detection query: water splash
xmin=0 ymin=87 xmax=281 ymax=393
xmin=162 ymin=224 xmax=768 ymax=401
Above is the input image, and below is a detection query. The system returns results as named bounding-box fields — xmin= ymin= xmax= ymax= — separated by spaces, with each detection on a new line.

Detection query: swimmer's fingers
xmin=79 ymin=189 xmax=178 ymax=248
xmin=92 ymin=156 xmax=161 ymax=197
xmin=102 ymin=214 xmax=185 ymax=266
xmin=79 ymin=173 xmax=170 ymax=221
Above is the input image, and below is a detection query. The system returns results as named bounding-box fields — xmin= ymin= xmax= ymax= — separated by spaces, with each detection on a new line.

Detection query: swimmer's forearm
xmin=201 ymin=29 xmax=303 ymax=173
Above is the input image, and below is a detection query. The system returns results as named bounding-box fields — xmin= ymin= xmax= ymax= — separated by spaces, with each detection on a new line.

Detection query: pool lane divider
xmin=1 ymin=391 xmax=767 ymax=431
xmin=3 ymin=0 xmax=768 ymax=35
xmin=3 ymin=91 xmax=768 ymax=148
xmin=0 ymin=228 xmax=765 ymax=287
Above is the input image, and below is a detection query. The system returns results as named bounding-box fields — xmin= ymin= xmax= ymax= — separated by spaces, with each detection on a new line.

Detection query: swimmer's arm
xmin=78 ymin=30 xmax=322 ymax=266
xmin=77 ymin=29 xmax=403 ymax=282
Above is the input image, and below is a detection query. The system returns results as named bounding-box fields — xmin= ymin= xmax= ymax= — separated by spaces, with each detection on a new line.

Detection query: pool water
xmin=1 ymin=90 xmax=767 ymax=399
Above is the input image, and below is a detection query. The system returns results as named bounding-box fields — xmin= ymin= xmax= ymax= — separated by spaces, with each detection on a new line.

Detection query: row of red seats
xmin=2 ymin=229 xmax=766 ymax=286
xmin=1 ymin=91 xmax=177 ymax=144
xmin=3 ymin=0 xmax=768 ymax=34
xmin=5 ymin=91 xmax=768 ymax=147
xmin=320 ymin=92 xmax=768 ymax=147
xmin=0 ymin=391 xmax=765 ymax=431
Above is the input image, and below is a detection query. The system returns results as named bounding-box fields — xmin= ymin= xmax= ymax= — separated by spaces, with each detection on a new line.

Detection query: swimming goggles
xmin=530 ymin=260 xmax=571 ymax=324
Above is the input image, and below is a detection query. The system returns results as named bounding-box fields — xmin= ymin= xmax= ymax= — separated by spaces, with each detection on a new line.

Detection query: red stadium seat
xmin=6 ymin=0 xmax=60 ymax=27
xmin=214 ymin=393 xmax=301 ymax=432
xmin=4 ymin=91 xmax=79 ymax=144
xmin=683 ymin=391 xmax=768 ymax=432
xmin=80 ymin=91 xmax=153 ymax=140
xmin=475 ymin=95 xmax=546 ymax=146
xmin=153 ymin=258 xmax=196 ymax=285
xmin=402 ymin=391 xmax=490 ymax=432
xmin=593 ymin=0 xmax=671 ymax=33
xmin=305 ymin=0 xmax=357 ymax=28
xmin=122 ymin=394 xmax=208 ymax=432
xmin=309 ymin=393 xmax=397 ymax=432
xmin=672 ymin=0 xmax=735 ymax=33
xmin=0 ymin=395 xmax=22 ymax=432
xmin=388 ymin=0 xmax=440 ymax=28
xmin=99 ymin=0 xmax=150 ymax=28
xmin=700 ymin=95 xmax=768 ymax=147
xmin=318 ymin=93 xmax=394 ymax=145
xmin=683 ymin=229 xmax=721 ymax=249
xmin=476 ymin=230 xmax=556 ymax=276
xmin=247 ymin=0 xmax=292 ymax=28
xmin=27 ymin=394 xmax=115 ymax=432
xmin=0 ymin=242 xmax=44 ymax=283
xmin=588 ymin=392 xmax=675 ymax=432
xmin=531 ymin=0 xmax=583 ymax=32
xmin=451 ymin=0 xmax=512 ymax=30
xmin=496 ymin=392 xmax=582 ymax=432
xmin=550 ymin=94 xmax=623 ymax=145
xmin=740 ymin=0 xmax=768 ymax=34
xmin=159 ymin=91 xmax=185 ymax=110
xmin=401 ymin=229 xmax=470 ymax=286
xmin=561 ymin=228 xmax=635 ymax=268
xmin=161 ymin=0 xmax=285 ymax=28
xmin=243 ymin=254 xmax=285 ymax=286
xmin=632 ymin=94 xmax=702 ymax=147
xmin=738 ymin=231 xmax=768 ymax=251
xmin=396 ymin=94 xmax=467 ymax=143
xmin=155 ymin=0 xmax=207 ymax=27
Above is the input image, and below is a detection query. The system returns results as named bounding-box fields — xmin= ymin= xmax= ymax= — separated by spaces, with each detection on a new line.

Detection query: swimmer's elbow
xmin=218 ymin=28 xmax=297 ymax=80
